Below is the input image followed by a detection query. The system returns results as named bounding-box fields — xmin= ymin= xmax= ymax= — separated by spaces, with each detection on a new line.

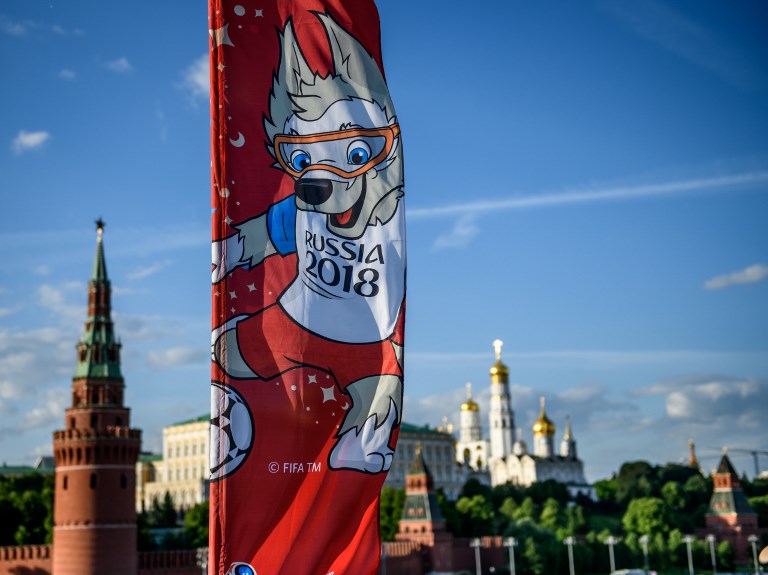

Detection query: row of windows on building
xmin=166 ymin=442 xmax=208 ymax=459
xmin=163 ymin=465 xmax=208 ymax=482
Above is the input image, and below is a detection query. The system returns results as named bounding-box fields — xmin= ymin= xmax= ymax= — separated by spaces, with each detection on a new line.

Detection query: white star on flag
xmin=321 ymin=386 xmax=336 ymax=403
xmin=209 ymin=24 xmax=234 ymax=48
xmin=308 ymin=374 xmax=317 ymax=384
xmin=247 ymin=283 xmax=257 ymax=292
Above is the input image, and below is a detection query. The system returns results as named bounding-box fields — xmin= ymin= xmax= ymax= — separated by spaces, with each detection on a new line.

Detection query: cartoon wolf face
xmin=264 ymin=13 xmax=403 ymax=240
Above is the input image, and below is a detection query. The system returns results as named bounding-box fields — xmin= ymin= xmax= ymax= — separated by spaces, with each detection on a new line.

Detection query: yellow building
xmin=136 ymin=415 xmax=209 ymax=512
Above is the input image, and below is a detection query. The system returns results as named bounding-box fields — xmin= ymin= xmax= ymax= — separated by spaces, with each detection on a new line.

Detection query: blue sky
xmin=0 ymin=0 xmax=766 ymax=482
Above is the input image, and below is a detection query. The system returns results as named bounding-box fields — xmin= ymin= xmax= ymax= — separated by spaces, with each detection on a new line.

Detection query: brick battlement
xmin=138 ymin=550 xmax=201 ymax=575
xmin=53 ymin=426 xmax=141 ymax=441
xmin=382 ymin=540 xmax=422 ymax=557
xmin=0 ymin=545 xmax=51 ymax=561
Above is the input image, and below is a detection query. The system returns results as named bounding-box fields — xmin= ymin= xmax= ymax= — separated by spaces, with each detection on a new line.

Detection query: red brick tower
xmin=52 ymin=220 xmax=142 ymax=575
xmin=705 ymin=449 xmax=760 ymax=564
xmin=396 ymin=444 xmax=454 ymax=572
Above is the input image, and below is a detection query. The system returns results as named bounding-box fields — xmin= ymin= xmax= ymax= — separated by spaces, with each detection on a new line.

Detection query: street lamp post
xmin=564 ymin=536 xmax=576 ymax=575
xmin=470 ymin=537 xmax=482 ymax=575
xmin=683 ymin=535 xmax=695 ymax=575
xmin=503 ymin=537 xmax=518 ymax=575
xmin=748 ymin=535 xmax=759 ymax=575
xmin=605 ymin=535 xmax=617 ymax=574
xmin=706 ymin=534 xmax=717 ymax=575
xmin=381 ymin=542 xmax=387 ymax=575
xmin=639 ymin=535 xmax=650 ymax=575
xmin=195 ymin=548 xmax=208 ymax=575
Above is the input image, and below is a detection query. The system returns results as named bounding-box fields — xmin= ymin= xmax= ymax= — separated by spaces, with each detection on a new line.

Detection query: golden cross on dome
xmin=492 ymin=339 xmax=503 ymax=361
xmin=465 ymin=382 xmax=473 ymax=400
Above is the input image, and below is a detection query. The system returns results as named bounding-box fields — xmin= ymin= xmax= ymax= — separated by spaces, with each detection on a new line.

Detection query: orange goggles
xmin=274 ymin=124 xmax=400 ymax=179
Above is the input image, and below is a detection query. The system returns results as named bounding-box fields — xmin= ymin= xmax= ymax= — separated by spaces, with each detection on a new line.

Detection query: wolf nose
xmin=294 ymin=177 xmax=333 ymax=205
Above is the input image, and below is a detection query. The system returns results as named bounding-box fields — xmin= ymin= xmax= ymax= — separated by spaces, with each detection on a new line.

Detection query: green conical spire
xmin=74 ymin=220 xmax=122 ymax=379
xmin=91 ymin=217 xmax=108 ymax=283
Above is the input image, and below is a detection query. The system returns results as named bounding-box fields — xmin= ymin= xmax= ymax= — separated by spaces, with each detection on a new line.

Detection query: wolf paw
xmin=329 ymin=401 xmax=397 ymax=474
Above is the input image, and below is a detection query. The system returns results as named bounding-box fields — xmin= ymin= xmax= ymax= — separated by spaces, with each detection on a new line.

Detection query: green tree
xmin=622 ymin=497 xmax=671 ymax=536
xmin=616 ymin=461 xmax=655 ymax=506
xmin=748 ymin=494 xmax=768 ymax=527
xmin=512 ymin=496 xmax=537 ymax=521
xmin=563 ymin=504 xmax=587 ymax=536
xmin=661 ymin=481 xmax=685 ymax=511
xmin=149 ymin=491 xmax=178 ymax=528
xmin=717 ymin=540 xmax=734 ymax=571
xmin=379 ymin=487 xmax=406 ymax=541
xmin=0 ymin=473 xmax=54 ymax=545
xmin=455 ymin=494 xmax=495 ymax=536
xmin=593 ymin=478 xmax=617 ymax=503
xmin=184 ymin=501 xmax=209 ymax=548
xmin=507 ymin=519 xmax=558 ymax=575
xmin=538 ymin=498 xmax=561 ymax=530
xmin=137 ymin=511 xmax=156 ymax=551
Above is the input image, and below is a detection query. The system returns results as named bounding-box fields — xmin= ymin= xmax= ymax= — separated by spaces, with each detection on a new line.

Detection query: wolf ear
xmin=265 ymin=19 xmax=317 ymax=152
xmin=316 ymin=13 xmax=392 ymax=108
xmin=280 ymin=20 xmax=317 ymax=102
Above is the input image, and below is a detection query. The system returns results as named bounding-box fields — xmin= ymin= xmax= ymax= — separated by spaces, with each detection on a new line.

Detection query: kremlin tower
xmin=455 ymin=383 xmax=490 ymax=470
xmin=51 ymin=220 xmax=142 ymax=575
xmin=532 ymin=397 xmax=555 ymax=458
xmin=488 ymin=339 xmax=514 ymax=460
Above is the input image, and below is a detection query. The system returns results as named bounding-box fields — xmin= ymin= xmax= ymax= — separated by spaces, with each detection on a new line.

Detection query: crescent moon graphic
xmin=341 ymin=402 xmax=350 ymax=411
xmin=229 ymin=132 xmax=245 ymax=147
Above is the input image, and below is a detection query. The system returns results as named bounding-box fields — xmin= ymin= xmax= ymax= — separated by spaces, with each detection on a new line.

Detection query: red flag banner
xmin=208 ymin=1 xmax=405 ymax=574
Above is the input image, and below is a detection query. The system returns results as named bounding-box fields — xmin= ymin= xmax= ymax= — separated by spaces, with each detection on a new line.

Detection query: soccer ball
xmin=210 ymin=382 xmax=254 ymax=480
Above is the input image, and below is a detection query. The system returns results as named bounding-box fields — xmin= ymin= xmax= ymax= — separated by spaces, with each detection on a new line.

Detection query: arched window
xmin=120 ymin=474 xmax=127 ymax=489
xmin=90 ymin=473 xmax=97 ymax=489
xmin=63 ymin=475 xmax=68 ymax=490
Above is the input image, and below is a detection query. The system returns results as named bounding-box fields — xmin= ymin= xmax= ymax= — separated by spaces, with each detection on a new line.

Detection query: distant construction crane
xmin=726 ymin=448 xmax=768 ymax=477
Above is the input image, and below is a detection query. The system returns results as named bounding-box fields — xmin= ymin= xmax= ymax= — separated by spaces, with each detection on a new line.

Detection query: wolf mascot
xmin=212 ymin=12 xmax=405 ymax=475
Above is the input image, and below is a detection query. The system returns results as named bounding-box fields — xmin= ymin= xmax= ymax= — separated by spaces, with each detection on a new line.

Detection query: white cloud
xmin=0 ymin=15 xmax=29 ymax=36
xmin=147 ymin=347 xmax=207 ymax=368
xmin=0 ymin=307 xmax=19 ymax=318
xmin=18 ymin=387 xmax=69 ymax=430
xmin=50 ymin=24 xmax=84 ymax=36
xmin=37 ymin=283 xmax=86 ymax=325
xmin=704 ymin=263 xmax=768 ymax=290
xmin=639 ymin=375 xmax=767 ymax=429
xmin=180 ymin=54 xmax=210 ymax=100
xmin=432 ymin=214 xmax=480 ymax=251
xmin=0 ymin=327 xmax=75 ymax=402
xmin=407 ymin=171 xmax=768 ymax=219
xmin=106 ymin=57 xmax=133 ymax=73
xmin=127 ymin=259 xmax=173 ymax=280
xmin=59 ymin=68 xmax=76 ymax=80
xmin=11 ymin=130 xmax=51 ymax=155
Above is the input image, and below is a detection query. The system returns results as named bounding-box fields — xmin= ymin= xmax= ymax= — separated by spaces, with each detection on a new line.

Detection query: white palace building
xmin=455 ymin=340 xmax=590 ymax=493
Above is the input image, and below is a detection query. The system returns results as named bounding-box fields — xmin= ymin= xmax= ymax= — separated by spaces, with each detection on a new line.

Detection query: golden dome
xmin=532 ymin=397 xmax=555 ymax=436
xmin=461 ymin=383 xmax=480 ymax=412
xmin=489 ymin=361 xmax=509 ymax=377
xmin=490 ymin=339 xmax=509 ymax=382
xmin=461 ymin=399 xmax=480 ymax=412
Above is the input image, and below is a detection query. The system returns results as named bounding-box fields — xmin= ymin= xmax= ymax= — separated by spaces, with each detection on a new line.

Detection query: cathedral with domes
xmin=455 ymin=340 xmax=589 ymax=492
